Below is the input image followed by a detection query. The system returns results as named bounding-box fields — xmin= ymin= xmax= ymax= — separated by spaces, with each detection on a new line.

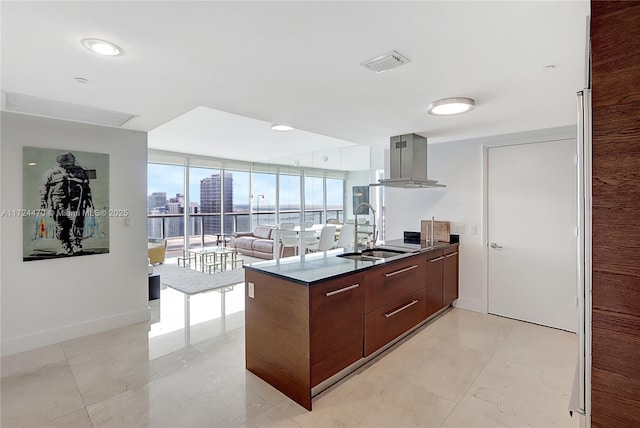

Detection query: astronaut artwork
xmin=22 ymin=147 xmax=110 ymax=261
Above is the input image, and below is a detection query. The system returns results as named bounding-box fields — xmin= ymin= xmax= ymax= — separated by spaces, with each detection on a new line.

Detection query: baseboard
xmin=1 ymin=308 xmax=150 ymax=357
xmin=452 ymin=297 xmax=487 ymax=314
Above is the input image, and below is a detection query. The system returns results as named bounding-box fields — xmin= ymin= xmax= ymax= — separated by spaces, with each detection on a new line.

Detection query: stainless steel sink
xmin=362 ymin=249 xmax=406 ymax=258
xmin=337 ymin=248 xmax=406 ymax=262
xmin=337 ymin=253 xmax=383 ymax=262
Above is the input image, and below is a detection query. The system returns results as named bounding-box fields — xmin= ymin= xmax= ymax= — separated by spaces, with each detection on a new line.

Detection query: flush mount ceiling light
xmin=427 ymin=97 xmax=475 ymax=116
xmin=81 ymin=38 xmax=123 ymax=56
xmin=271 ymin=124 xmax=294 ymax=132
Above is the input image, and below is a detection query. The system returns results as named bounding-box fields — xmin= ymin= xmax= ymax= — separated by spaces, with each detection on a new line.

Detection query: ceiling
xmin=1 ymin=1 xmax=590 ymax=167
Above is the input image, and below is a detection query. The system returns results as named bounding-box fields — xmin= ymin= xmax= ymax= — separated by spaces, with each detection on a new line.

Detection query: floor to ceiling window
xmin=304 ymin=174 xmax=324 ymax=224
xmin=279 ymin=172 xmax=301 ymax=225
xmin=147 ymin=153 xmax=346 ymax=255
xmin=326 ymin=177 xmax=344 ymax=223
xmin=147 ymin=162 xmax=186 ymax=250
xmin=188 ymin=166 xmax=224 ymax=248
xmin=251 ymin=171 xmax=276 ymax=228
xmin=224 ymin=168 xmax=251 ymax=233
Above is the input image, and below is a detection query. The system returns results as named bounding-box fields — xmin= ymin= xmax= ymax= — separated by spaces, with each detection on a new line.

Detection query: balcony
xmin=148 ymin=209 xmax=343 ymax=258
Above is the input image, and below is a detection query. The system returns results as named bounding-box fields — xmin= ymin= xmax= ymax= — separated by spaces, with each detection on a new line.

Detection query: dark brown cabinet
xmin=245 ymin=245 xmax=458 ymax=410
xmin=443 ymin=247 xmax=459 ymax=306
xmin=364 ymin=288 xmax=426 ymax=356
xmin=365 ymin=254 xmax=426 ymax=312
xmin=245 ymin=270 xmax=366 ymax=411
xmin=426 ymin=250 xmax=444 ymax=316
xmin=363 ymin=254 xmax=427 ymax=356
xmin=426 ymin=244 xmax=459 ymax=316
xmin=310 ymin=273 xmax=364 ymax=387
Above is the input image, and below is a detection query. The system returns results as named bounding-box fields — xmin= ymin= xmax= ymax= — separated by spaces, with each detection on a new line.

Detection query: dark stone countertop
xmin=243 ymin=242 xmax=458 ymax=286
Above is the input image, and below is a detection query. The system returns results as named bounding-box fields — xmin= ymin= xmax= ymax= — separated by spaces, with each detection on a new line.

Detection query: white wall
xmin=384 ymin=126 xmax=576 ymax=313
xmin=0 ymin=112 xmax=149 ymax=356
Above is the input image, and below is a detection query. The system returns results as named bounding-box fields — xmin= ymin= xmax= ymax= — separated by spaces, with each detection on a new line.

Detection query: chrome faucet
xmin=354 ymin=202 xmax=377 ymax=252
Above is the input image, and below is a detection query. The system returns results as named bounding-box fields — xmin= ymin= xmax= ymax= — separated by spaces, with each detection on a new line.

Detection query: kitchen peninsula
xmin=244 ymin=242 xmax=459 ymax=410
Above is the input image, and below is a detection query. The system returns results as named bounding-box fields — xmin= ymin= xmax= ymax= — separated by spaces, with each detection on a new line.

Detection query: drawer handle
xmin=384 ymin=300 xmax=419 ymax=318
xmin=326 ymin=283 xmax=359 ymax=297
xmin=429 ymin=256 xmax=445 ymax=262
xmin=384 ymin=265 xmax=418 ymax=278
xmin=445 ymin=252 xmax=459 ymax=258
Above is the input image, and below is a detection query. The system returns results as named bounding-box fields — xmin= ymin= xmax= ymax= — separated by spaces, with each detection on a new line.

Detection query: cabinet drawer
xmin=364 ymin=288 xmax=427 ymax=356
xmin=365 ymin=255 xmax=426 ymax=312
xmin=310 ymin=273 xmax=365 ymax=386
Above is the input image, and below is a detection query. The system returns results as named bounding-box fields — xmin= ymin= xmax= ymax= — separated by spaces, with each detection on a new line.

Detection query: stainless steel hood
xmin=371 ymin=133 xmax=445 ymax=188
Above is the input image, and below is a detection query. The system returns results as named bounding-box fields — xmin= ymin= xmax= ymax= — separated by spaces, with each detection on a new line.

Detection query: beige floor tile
xmin=1 ymin=276 xmax=581 ymax=428
xmin=494 ymin=321 xmax=577 ymax=373
xmin=148 ymin=344 xmax=205 ymax=379
xmin=65 ymin=336 xmax=155 ymax=406
xmin=406 ymin=309 xmax=517 ymax=356
xmin=238 ymin=405 xmax=302 ymax=428
xmin=441 ymin=402 xmax=511 ymax=428
xmin=245 ymin=371 xmax=290 ymax=407
xmin=457 ymin=357 xmax=578 ymax=428
xmin=1 ymin=361 xmax=85 ymax=428
xmin=86 ymin=361 xmax=273 ymax=428
xmin=369 ymin=338 xmax=493 ymax=403
xmin=1 ymin=343 xmax=67 ymax=378
xmin=61 ymin=321 xmax=151 ymax=359
xmin=277 ymin=368 xmax=456 ymax=427
xmin=33 ymin=408 xmax=93 ymax=428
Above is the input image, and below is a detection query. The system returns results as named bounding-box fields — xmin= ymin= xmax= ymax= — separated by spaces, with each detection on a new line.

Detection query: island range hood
xmin=371 ymin=133 xmax=445 ymax=188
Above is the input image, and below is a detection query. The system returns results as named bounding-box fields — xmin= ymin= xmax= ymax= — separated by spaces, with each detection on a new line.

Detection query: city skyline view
xmin=148 ymin=163 xmax=344 ymax=212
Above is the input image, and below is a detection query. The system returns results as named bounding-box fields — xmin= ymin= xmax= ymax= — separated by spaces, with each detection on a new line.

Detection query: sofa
xmin=230 ymin=226 xmax=293 ymax=259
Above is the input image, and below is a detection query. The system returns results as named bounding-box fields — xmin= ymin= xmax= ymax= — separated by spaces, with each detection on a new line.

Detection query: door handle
xmin=490 ymin=242 xmax=502 ymax=249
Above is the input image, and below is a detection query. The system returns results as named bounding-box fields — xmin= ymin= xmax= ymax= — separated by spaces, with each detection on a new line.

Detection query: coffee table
xmin=185 ymin=247 xmax=240 ymax=273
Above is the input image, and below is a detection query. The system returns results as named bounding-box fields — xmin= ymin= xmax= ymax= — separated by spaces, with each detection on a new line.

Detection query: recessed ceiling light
xmin=28 ymin=162 xmax=37 ymax=166
xmin=427 ymin=97 xmax=475 ymax=116
xmin=81 ymin=38 xmax=123 ymax=56
xmin=271 ymin=124 xmax=294 ymax=132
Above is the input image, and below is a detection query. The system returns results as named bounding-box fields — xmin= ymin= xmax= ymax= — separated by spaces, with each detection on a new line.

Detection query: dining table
xmin=270 ymin=223 xmax=342 ymax=259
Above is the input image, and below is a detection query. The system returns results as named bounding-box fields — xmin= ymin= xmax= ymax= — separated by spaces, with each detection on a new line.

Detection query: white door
xmin=488 ymin=139 xmax=577 ymax=332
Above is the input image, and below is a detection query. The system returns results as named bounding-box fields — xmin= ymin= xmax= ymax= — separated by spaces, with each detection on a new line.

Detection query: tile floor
xmin=1 ymin=273 xmax=580 ymax=428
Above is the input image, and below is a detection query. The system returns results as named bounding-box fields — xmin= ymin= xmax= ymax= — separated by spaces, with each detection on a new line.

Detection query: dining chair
xmin=306 ymin=226 xmax=336 ymax=252
xmin=280 ymin=222 xmax=295 ymax=230
xmin=327 ymin=218 xmax=341 ymax=225
xmin=302 ymin=221 xmax=314 ymax=229
xmin=280 ymin=230 xmax=299 ymax=257
xmin=300 ymin=230 xmax=320 ymax=253
xmin=335 ymin=223 xmax=355 ymax=251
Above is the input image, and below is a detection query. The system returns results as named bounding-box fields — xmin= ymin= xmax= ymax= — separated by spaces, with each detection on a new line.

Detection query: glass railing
xmin=148 ymin=209 xmax=343 ymax=258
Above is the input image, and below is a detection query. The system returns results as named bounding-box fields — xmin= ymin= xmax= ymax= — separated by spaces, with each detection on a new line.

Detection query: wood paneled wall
xmin=591 ymin=2 xmax=640 ymax=426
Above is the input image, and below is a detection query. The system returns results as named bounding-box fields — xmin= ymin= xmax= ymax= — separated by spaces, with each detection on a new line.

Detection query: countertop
xmin=243 ymin=241 xmax=458 ymax=286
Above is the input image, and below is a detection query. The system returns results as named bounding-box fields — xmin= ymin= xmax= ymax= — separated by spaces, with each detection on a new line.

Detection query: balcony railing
xmin=148 ymin=209 xmax=343 ymax=258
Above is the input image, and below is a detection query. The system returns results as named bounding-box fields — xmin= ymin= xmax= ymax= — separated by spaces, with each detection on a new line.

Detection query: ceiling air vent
xmin=360 ymin=50 xmax=411 ymax=73
xmin=2 ymin=91 xmax=137 ymax=127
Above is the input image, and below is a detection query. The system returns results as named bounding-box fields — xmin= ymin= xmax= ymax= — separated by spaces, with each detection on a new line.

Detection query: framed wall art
xmin=22 ymin=147 xmax=110 ymax=261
